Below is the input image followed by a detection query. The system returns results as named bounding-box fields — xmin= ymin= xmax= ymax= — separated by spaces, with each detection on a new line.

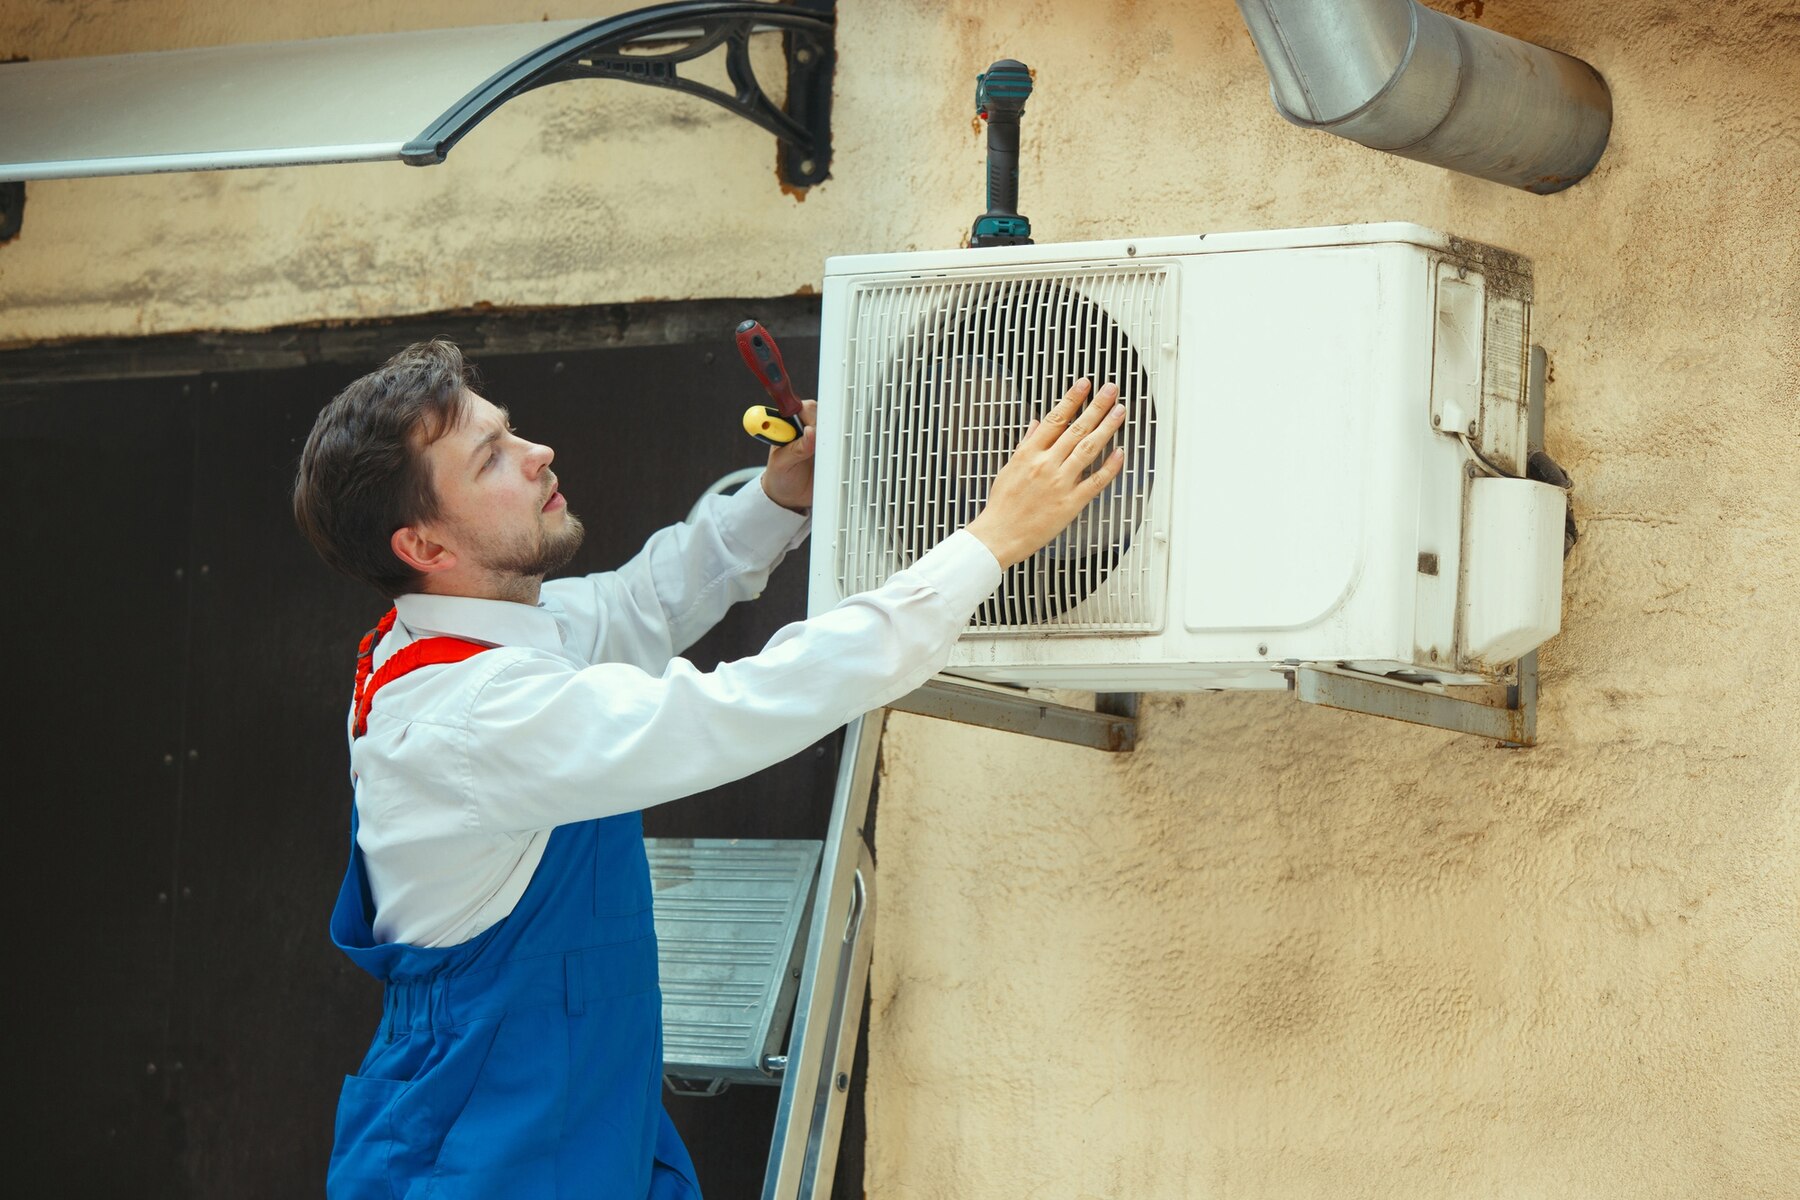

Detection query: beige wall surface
xmin=6 ymin=1 xmax=1799 ymax=1198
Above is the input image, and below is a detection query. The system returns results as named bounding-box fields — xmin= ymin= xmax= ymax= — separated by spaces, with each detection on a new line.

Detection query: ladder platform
xmin=648 ymin=837 xmax=822 ymax=1089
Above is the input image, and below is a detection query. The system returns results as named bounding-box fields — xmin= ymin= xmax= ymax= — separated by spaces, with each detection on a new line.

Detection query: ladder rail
xmin=762 ymin=709 xmax=884 ymax=1200
xmin=797 ymin=846 xmax=874 ymax=1196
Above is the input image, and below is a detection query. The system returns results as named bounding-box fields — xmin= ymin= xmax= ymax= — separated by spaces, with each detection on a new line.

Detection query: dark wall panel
xmin=168 ymin=367 xmax=386 ymax=1197
xmin=1 ymin=382 xmax=193 ymax=1197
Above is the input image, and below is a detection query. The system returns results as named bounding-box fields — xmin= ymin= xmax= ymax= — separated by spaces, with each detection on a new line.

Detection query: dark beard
xmin=488 ymin=511 xmax=587 ymax=580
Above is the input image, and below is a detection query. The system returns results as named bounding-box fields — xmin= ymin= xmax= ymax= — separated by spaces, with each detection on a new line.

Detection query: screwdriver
xmin=735 ymin=319 xmax=805 ymax=447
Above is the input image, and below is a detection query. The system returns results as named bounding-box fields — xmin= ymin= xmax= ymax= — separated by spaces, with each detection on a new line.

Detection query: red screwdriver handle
xmin=734 ymin=319 xmax=802 ymax=420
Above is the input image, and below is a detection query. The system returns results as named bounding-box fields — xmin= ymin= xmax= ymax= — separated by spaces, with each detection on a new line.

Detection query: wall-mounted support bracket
xmin=889 ymin=676 xmax=1138 ymax=753
xmin=1292 ymin=654 xmax=1537 ymax=747
xmin=1291 ymin=343 xmax=1565 ymax=747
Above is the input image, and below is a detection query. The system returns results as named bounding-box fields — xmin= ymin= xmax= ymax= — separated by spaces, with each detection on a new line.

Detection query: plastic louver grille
xmin=836 ymin=267 xmax=1167 ymax=632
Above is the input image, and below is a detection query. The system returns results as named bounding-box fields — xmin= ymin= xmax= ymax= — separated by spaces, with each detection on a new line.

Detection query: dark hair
xmin=292 ymin=339 xmax=479 ymax=598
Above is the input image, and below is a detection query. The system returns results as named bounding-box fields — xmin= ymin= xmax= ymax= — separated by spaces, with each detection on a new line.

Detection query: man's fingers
xmin=799 ymin=401 xmax=818 ymax=454
xmin=1082 ymin=448 xmax=1126 ymax=499
xmin=1066 ymin=413 xmax=1124 ymax=486
xmin=1029 ymin=378 xmax=1092 ymax=447
xmin=1064 ymin=382 xmax=1118 ymax=434
xmin=1059 ymin=387 xmax=1122 ymax=462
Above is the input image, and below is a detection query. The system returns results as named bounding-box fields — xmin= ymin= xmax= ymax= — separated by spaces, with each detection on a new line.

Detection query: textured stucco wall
xmin=5 ymin=2 xmax=1798 ymax=1198
xmin=861 ymin=4 xmax=1800 ymax=1198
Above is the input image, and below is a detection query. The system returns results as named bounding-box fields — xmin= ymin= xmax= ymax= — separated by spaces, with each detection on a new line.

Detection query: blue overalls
xmin=326 ymin=633 xmax=701 ymax=1199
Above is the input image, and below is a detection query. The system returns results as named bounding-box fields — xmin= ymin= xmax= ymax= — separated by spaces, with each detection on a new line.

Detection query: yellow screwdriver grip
xmin=742 ymin=404 xmax=801 ymax=447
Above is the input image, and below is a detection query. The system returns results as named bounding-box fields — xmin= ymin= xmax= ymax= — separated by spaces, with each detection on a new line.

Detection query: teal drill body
xmin=973 ymin=60 xmax=1033 ymax=247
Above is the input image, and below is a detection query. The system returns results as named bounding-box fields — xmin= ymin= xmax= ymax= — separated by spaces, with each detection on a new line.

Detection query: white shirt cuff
xmin=719 ymin=473 xmax=811 ymax=555
xmin=903 ymin=529 xmax=1005 ymax=615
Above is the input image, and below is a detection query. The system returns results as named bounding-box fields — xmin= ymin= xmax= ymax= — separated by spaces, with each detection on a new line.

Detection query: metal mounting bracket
xmin=889 ymin=676 xmax=1138 ymax=753
xmin=406 ymin=0 xmax=836 ymax=187
xmin=1291 ymin=343 xmax=1564 ymax=747
xmin=1292 ymin=653 xmax=1538 ymax=747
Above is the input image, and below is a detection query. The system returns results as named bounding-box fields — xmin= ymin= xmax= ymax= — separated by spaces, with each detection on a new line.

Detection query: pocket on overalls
xmin=425 ymin=1008 xmax=568 ymax=1197
xmin=333 ymin=1016 xmax=505 ymax=1198
xmin=327 ymin=1075 xmax=408 ymax=1199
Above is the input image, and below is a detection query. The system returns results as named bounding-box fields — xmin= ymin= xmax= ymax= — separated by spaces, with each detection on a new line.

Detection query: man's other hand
xmin=760 ymin=399 xmax=818 ymax=514
xmin=966 ymin=379 xmax=1126 ymax=569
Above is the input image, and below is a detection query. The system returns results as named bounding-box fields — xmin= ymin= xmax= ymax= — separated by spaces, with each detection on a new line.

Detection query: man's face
xmin=417 ymin=391 xmax=585 ymax=587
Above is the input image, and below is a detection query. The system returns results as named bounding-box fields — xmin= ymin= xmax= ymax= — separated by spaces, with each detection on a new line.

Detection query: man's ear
xmin=391 ymin=525 xmax=457 ymax=576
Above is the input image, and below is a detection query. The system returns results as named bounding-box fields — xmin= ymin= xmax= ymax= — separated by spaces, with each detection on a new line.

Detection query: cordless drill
xmin=971 ymin=59 xmax=1034 ymax=247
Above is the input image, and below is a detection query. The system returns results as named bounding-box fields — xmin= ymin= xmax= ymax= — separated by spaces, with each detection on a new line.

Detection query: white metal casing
xmin=807 ymin=222 xmax=1565 ymax=692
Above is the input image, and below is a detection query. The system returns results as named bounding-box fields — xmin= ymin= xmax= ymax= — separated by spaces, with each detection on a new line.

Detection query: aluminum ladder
xmin=648 ymin=683 xmax=1138 ymax=1200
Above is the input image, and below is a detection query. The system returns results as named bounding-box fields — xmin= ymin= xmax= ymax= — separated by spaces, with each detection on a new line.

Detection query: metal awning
xmin=0 ymin=1 xmax=833 ymax=185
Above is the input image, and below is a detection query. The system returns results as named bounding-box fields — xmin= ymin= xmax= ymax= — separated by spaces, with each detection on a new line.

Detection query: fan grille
xmin=835 ymin=266 xmax=1169 ymax=633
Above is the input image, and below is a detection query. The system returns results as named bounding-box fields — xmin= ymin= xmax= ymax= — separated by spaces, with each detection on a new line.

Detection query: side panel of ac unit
xmin=1173 ymin=245 xmax=1419 ymax=651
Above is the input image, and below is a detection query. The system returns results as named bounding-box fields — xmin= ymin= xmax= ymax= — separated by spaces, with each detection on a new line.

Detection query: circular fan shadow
xmin=877 ymin=276 xmax=1158 ymax=626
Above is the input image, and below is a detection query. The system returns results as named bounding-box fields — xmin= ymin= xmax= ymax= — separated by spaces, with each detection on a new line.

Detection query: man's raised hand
xmin=760 ymin=398 xmax=819 ymax=514
xmin=966 ymin=379 xmax=1126 ymax=569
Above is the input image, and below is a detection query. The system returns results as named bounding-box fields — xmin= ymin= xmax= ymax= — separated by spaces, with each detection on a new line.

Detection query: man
xmin=292 ymin=338 xmax=1125 ymax=1199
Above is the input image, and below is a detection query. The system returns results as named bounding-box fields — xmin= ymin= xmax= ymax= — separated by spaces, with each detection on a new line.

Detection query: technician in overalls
xmin=291 ymin=339 xmax=1125 ymax=1199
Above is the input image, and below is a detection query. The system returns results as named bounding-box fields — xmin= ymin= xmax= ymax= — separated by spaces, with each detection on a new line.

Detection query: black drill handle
xmin=979 ymin=59 xmax=1031 ymax=217
xmin=986 ymin=116 xmax=1022 ymax=218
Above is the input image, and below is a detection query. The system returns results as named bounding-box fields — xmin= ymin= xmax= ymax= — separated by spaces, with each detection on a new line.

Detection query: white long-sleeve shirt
xmin=349 ymin=479 xmax=1003 ymax=948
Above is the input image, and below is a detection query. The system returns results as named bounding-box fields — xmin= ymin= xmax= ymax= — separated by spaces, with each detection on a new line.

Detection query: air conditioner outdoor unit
xmin=806 ymin=222 xmax=1566 ymax=694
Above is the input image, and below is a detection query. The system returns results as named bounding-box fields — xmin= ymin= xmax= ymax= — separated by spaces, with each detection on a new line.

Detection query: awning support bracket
xmin=403 ymin=0 xmax=835 ymax=187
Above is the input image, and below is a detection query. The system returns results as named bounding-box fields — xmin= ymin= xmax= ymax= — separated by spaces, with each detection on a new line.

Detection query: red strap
xmin=351 ymin=609 xmax=399 ymax=720
xmin=352 ymin=607 xmax=489 ymax=738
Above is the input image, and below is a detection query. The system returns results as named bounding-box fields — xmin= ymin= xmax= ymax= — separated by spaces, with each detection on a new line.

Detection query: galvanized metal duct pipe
xmin=1234 ymin=0 xmax=1611 ymax=193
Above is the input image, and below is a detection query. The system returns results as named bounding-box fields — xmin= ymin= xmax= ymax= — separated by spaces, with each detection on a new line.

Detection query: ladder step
xmin=648 ymin=838 xmax=822 ymax=1086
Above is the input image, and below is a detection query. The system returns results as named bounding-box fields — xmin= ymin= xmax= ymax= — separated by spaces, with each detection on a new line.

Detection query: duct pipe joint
xmin=1266 ymin=6 xmax=1464 ymax=153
